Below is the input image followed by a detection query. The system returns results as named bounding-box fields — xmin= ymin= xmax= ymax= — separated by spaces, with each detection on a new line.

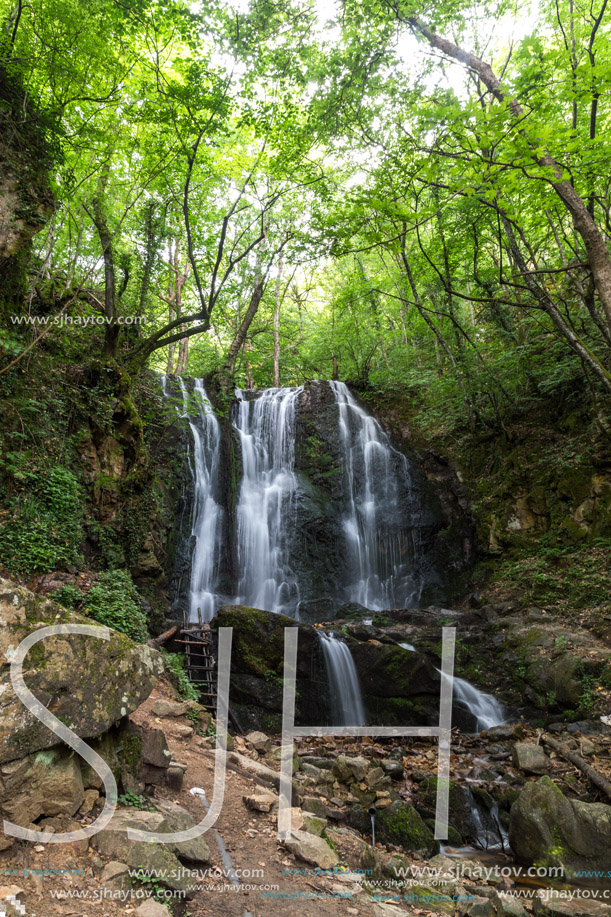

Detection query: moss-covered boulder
xmin=213 ymin=605 xmax=322 ymax=730
xmin=376 ymin=800 xmax=439 ymax=856
xmin=350 ymin=640 xmax=441 ymax=725
xmin=0 ymin=579 xmax=163 ymax=764
xmin=349 ymin=800 xmax=438 ymax=856
xmin=509 ymin=776 xmax=611 ymax=877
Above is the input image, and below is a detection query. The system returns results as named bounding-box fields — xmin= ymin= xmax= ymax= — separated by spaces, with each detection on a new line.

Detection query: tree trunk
xmin=175 ymin=327 xmax=189 ymax=375
xmin=90 ymin=194 xmax=119 ymax=359
xmin=273 ymin=252 xmax=284 ymax=386
xmin=224 ymin=279 xmax=266 ymax=376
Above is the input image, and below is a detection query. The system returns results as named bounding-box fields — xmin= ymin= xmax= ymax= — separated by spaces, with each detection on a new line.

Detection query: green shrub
xmin=161 ymin=649 xmax=199 ymax=701
xmin=85 ymin=569 xmax=148 ymax=642
xmin=51 ymin=584 xmax=83 ymax=610
xmin=0 ymin=465 xmax=84 ymax=573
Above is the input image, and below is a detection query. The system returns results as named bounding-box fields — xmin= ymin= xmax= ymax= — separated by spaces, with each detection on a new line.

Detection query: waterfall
xmin=329 ymin=381 xmax=423 ymax=610
xmin=319 ymin=633 xmax=366 ymax=726
xmin=162 ymin=375 xmax=224 ymax=623
xmin=398 ymin=642 xmax=505 ymax=731
xmin=451 ymin=676 xmax=505 ymax=732
xmin=232 ymin=387 xmax=303 ymax=615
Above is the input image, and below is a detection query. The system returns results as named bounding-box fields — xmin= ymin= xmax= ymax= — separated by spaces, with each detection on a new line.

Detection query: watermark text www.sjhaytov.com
xmin=10 ymin=314 xmax=147 ymax=328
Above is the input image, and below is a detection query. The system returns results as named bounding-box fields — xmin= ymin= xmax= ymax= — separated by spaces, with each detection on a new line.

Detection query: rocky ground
xmin=2 ymin=671 xmax=611 ymax=917
xmin=2 ymin=581 xmax=611 ymax=917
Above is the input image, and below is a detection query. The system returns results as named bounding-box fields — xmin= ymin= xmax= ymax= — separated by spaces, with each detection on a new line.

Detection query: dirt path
xmin=131 ymin=684 xmax=377 ymax=917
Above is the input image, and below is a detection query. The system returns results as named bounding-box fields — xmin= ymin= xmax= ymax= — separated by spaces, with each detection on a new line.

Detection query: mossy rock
xmin=215 ymin=605 xmax=300 ymax=678
xmin=375 ymin=800 xmax=439 ymax=856
xmin=509 ymin=776 xmax=611 ymax=876
xmin=0 ymin=578 xmax=164 ymax=765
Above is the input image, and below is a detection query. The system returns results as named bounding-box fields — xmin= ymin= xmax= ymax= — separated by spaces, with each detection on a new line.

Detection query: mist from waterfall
xmin=319 ymin=632 xmax=366 ymax=726
xmin=232 ymin=387 xmax=303 ymax=615
xmin=330 ymin=380 xmax=424 ymax=609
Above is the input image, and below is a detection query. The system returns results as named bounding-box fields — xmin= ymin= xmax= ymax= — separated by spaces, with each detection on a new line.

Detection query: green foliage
xmin=85 ymin=569 xmax=148 ymax=641
xmin=118 ymin=790 xmax=152 ymax=811
xmin=161 ymin=650 xmax=199 ymax=702
xmin=131 ymin=867 xmax=173 ymax=909
xmin=0 ymin=465 xmax=84 ymax=573
xmin=51 ymin=584 xmax=83 ymax=610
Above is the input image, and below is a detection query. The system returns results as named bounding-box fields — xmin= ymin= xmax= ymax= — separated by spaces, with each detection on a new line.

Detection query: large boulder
xmin=92 ymin=805 xmax=210 ymax=896
xmin=0 ymin=746 xmax=84 ymax=825
xmin=509 ymin=777 xmax=611 ymax=877
xmin=349 ymin=800 xmax=438 ymax=856
xmin=350 ymin=641 xmax=442 ymax=726
xmin=213 ymin=605 xmax=322 ymax=730
xmin=0 ymin=579 xmax=163 ymax=764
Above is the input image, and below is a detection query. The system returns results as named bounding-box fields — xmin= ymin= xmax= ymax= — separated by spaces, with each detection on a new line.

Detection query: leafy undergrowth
xmin=481 ymin=542 xmax=611 ymax=638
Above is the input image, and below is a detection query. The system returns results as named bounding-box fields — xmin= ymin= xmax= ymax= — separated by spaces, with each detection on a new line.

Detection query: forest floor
xmin=2 ymin=675 xmax=611 ymax=917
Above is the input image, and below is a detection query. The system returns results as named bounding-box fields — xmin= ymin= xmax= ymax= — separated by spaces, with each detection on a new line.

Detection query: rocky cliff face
xmin=160 ymin=378 xmax=476 ymax=622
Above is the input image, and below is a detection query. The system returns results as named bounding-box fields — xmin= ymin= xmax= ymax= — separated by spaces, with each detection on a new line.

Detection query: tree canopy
xmin=1 ymin=0 xmax=610 ymax=431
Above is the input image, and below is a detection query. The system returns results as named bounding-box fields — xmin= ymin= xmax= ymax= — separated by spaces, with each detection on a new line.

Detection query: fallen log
xmin=541 ymin=733 xmax=611 ymax=801
xmin=147 ymin=625 xmax=178 ymax=648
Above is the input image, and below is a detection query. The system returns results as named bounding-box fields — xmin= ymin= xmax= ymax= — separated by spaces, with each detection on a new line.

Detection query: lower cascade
xmin=451 ymin=676 xmax=506 ymax=732
xmin=319 ymin=633 xmax=366 ymax=727
xmin=400 ymin=642 xmax=505 ymax=731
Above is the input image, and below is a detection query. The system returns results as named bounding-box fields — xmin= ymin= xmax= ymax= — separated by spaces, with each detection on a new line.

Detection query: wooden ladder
xmin=176 ymin=612 xmax=217 ymax=713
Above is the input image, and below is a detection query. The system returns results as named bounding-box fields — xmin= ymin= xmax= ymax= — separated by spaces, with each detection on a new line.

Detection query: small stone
xmin=487 ymin=724 xmax=524 ymax=740
xmin=164 ymin=765 xmax=184 ymax=791
xmin=100 ymin=861 xmax=131 ymax=891
xmin=0 ymin=886 xmax=24 ymax=900
xmin=243 ymin=793 xmax=278 ymax=813
xmin=499 ymin=895 xmax=529 ymax=917
xmin=533 ymin=890 xmax=610 ymax=916
xmin=381 ymin=759 xmax=404 ymax=780
xmin=80 ymin=789 xmax=100 ymax=815
xmin=283 ymin=829 xmax=339 ymax=869
xmin=245 ymin=731 xmax=272 ymax=754
xmin=175 ymin=725 xmax=194 ymax=739
xmin=457 ymin=895 xmax=498 ymax=917
xmin=332 ymin=755 xmax=369 ymax=784
xmin=302 ymin=797 xmax=331 ymax=818
xmin=512 ymin=742 xmax=549 ymax=775
xmin=373 ymin=904 xmax=410 ymax=917
xmin=302 ymin=814 xmax=326 ymax=836
xmin=134 ymin=899 xmax=172 ymax=917
xmin=151 ymin=699 xmax=187 ymax=717
xmin=366 ymin=766 xmax=391 ymax=791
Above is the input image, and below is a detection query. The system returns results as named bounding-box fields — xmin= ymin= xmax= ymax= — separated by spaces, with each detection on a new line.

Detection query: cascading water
xmin=319 ymin=632 xmax=366 ymax=726
xmin=162 ymin=375 xmax=224 ymax=622
xmin=398 ymin=641 xmax=505 ymax=731
xmin=330 ymin=381 xmax=424 ymax=609
xmin=450 ymin=677 xmax=506 ymax=732
xmin=232 ymin=387 xmax=303 ymax=615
